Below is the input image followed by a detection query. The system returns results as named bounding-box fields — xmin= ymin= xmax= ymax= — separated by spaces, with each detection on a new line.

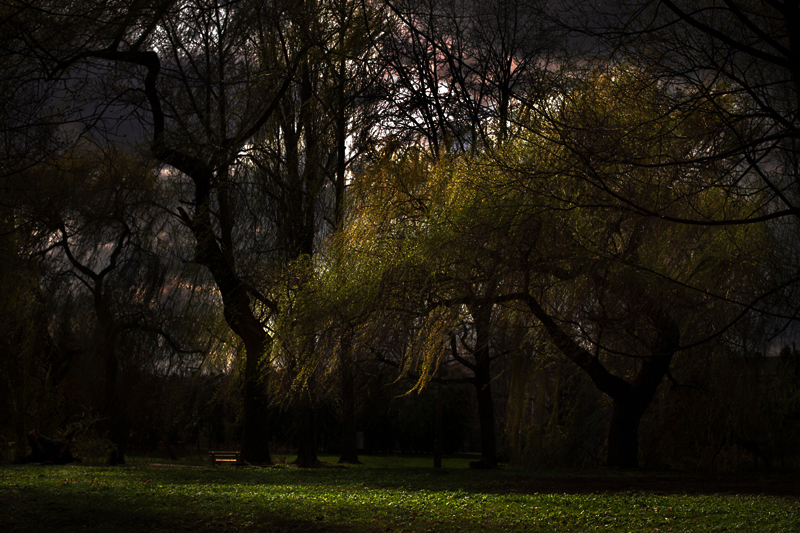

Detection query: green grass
xmin=1 ymin=455 xmax=797 ymax=532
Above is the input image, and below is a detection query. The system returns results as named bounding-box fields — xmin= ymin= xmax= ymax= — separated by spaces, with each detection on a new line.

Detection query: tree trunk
xmin=104 ymin=355 xmax=126 ymax=466
xmin=605 ymin=320 xmax=679 ymax=468
xmin=98 ymin=316 xmax=125 ymax=465
xmin=470 ymin=303 xmax=497 ymax=468
xmin=607 ymin=400 xmax=643 ymax=469
xmin=473 ymin=365 xmax=497 ymax=468
xmin=83 ymin=43 xmax=282 ymax=466
xmin=338 ymin=333 xmax=361 ymax=464
xmin=239 ymin=327 xmax=272 ymax=464
xmin=187 ymin=179 xmax=272 ymax=465
xmin=294 ymin=385 xmax=319 ymax=467
xmin=523 ymin=293 xmax=679 ymax=469
xmin=12 ymin=337 xmax=28 ymax=462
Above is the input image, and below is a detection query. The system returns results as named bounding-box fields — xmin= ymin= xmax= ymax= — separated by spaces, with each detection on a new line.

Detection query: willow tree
xmin=0 ymin=183 xmax=54 ymax=462
xmin=561 ymin=0 xmax=800 ymax=327
xmin=337 ymin=0 xmax=557 ymax=468
xmin=330 ymin=63 xmax=774 ymax=468
xmin=508 ymin=66 xmax=776 ymax=468
xmin=1 ymin=0 xmax=279 ymax=463
xmin=0 ymin=140 xmax=206 ymax=464
xmin=319 ymin=145 xmax=519 ymax=468
xmin=237 ymin=0 xmax=388 ymax=467
xmin=5 ymin=0 xmax=390 ymax=464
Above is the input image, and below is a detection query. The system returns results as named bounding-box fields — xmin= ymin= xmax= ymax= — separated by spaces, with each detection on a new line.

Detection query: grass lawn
xmin=1 ymin=454 xmax=797 ymax=532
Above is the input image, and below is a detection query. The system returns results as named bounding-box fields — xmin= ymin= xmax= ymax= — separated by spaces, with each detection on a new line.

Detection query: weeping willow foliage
xmin=280 ymin=63 xmax=776 ymax=465
xmin=270 ymin=148 xmax=465 ymax=394
xmin=504 ymin=66 xmax=776 ymax=461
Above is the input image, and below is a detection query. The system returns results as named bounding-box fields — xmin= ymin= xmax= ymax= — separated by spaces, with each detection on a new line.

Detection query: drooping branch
xmin=517 ymin=291 xmax=633 ymax=401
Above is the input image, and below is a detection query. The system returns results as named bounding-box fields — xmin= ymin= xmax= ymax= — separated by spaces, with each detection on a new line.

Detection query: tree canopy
xmin=2 ymin=0 xmax=799 ymax=471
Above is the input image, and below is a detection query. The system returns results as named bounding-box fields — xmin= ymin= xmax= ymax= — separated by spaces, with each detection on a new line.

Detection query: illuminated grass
xmin=1 ymin=459 xmax=797 ymax=532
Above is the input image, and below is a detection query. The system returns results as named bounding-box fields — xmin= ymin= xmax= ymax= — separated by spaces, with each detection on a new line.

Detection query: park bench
xmin=208 ymin=450 xmax=243 ymax=466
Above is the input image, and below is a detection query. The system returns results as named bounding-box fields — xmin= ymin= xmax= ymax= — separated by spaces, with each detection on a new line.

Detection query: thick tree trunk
xmin=187 ymin=180 xmax=272 ymax=465
xmin=96 ymin=44 xmax=283 ymax=466
xmin=473 ymin=366 xmax=497 ymax=468
xmin=294 ymin=385 xmax=319 ymax=468
xmin=605 ymin=320 xmax=679 ymax=468
xmin=98 ymin=317 xmax=125 ymax=465
xmin=239 ymin=327 xmax=272 ymax=464
xmin=523 ymin=293 xmax=679 ymax=469
xmin=470 ymin=303 xmax=497 ymax=468
xmin=104 ymin=353 xmax=126 ymax=466
xmin=338 ymin=334 xmax=361 ymax=464
xmin=607 ymin=401 xmax=643 ymax=469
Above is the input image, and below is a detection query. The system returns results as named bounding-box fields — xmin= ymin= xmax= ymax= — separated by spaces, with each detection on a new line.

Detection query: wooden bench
xmin=208 ymin=451 xmax=243 ymax=466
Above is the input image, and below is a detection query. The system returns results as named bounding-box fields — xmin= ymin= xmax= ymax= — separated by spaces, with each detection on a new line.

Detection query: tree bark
xmin=182 ymin=209 xmax=272 ymax=464
xmin=103 ymin=341 xmax=126 ymax=465
xmin=96 ymin=295 xmax=126 ymax=465
xmin=293 ymin=383 xmax=319 ymax=468
xmin=58 ymin=224 xmax=130 ymax=465
xmin=473 ymin=364 xmax=497 ymax=468
xmin=522 ymin=292 xmax=679 ymax=468
xmin=606 ymin=400 xmax=643 ymax=468
xmin=470 ymin=303 xmax=497 ymax=468
xmin=338 ymin=332 xmax=362 ymax=464
xmin=45 ymin=17 xmax=294 ymax=467
xmin=605 ymin=319 xmax=679 ymax=468
xmin=238 ymin=324 xmax=272 ymax=464
xmin=185 ymin=167 xmax=273 ymax=465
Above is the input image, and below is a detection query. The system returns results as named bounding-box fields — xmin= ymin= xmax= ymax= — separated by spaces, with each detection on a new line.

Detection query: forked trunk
xmin=523 ymin=293 xmax=679 ymax=469
xmin=605 ymin=321 xmax=679 ymax=468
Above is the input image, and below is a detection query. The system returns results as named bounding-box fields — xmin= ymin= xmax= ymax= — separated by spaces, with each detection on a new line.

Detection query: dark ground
xmin=507 ymin=473 xmax=800 ymax=496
